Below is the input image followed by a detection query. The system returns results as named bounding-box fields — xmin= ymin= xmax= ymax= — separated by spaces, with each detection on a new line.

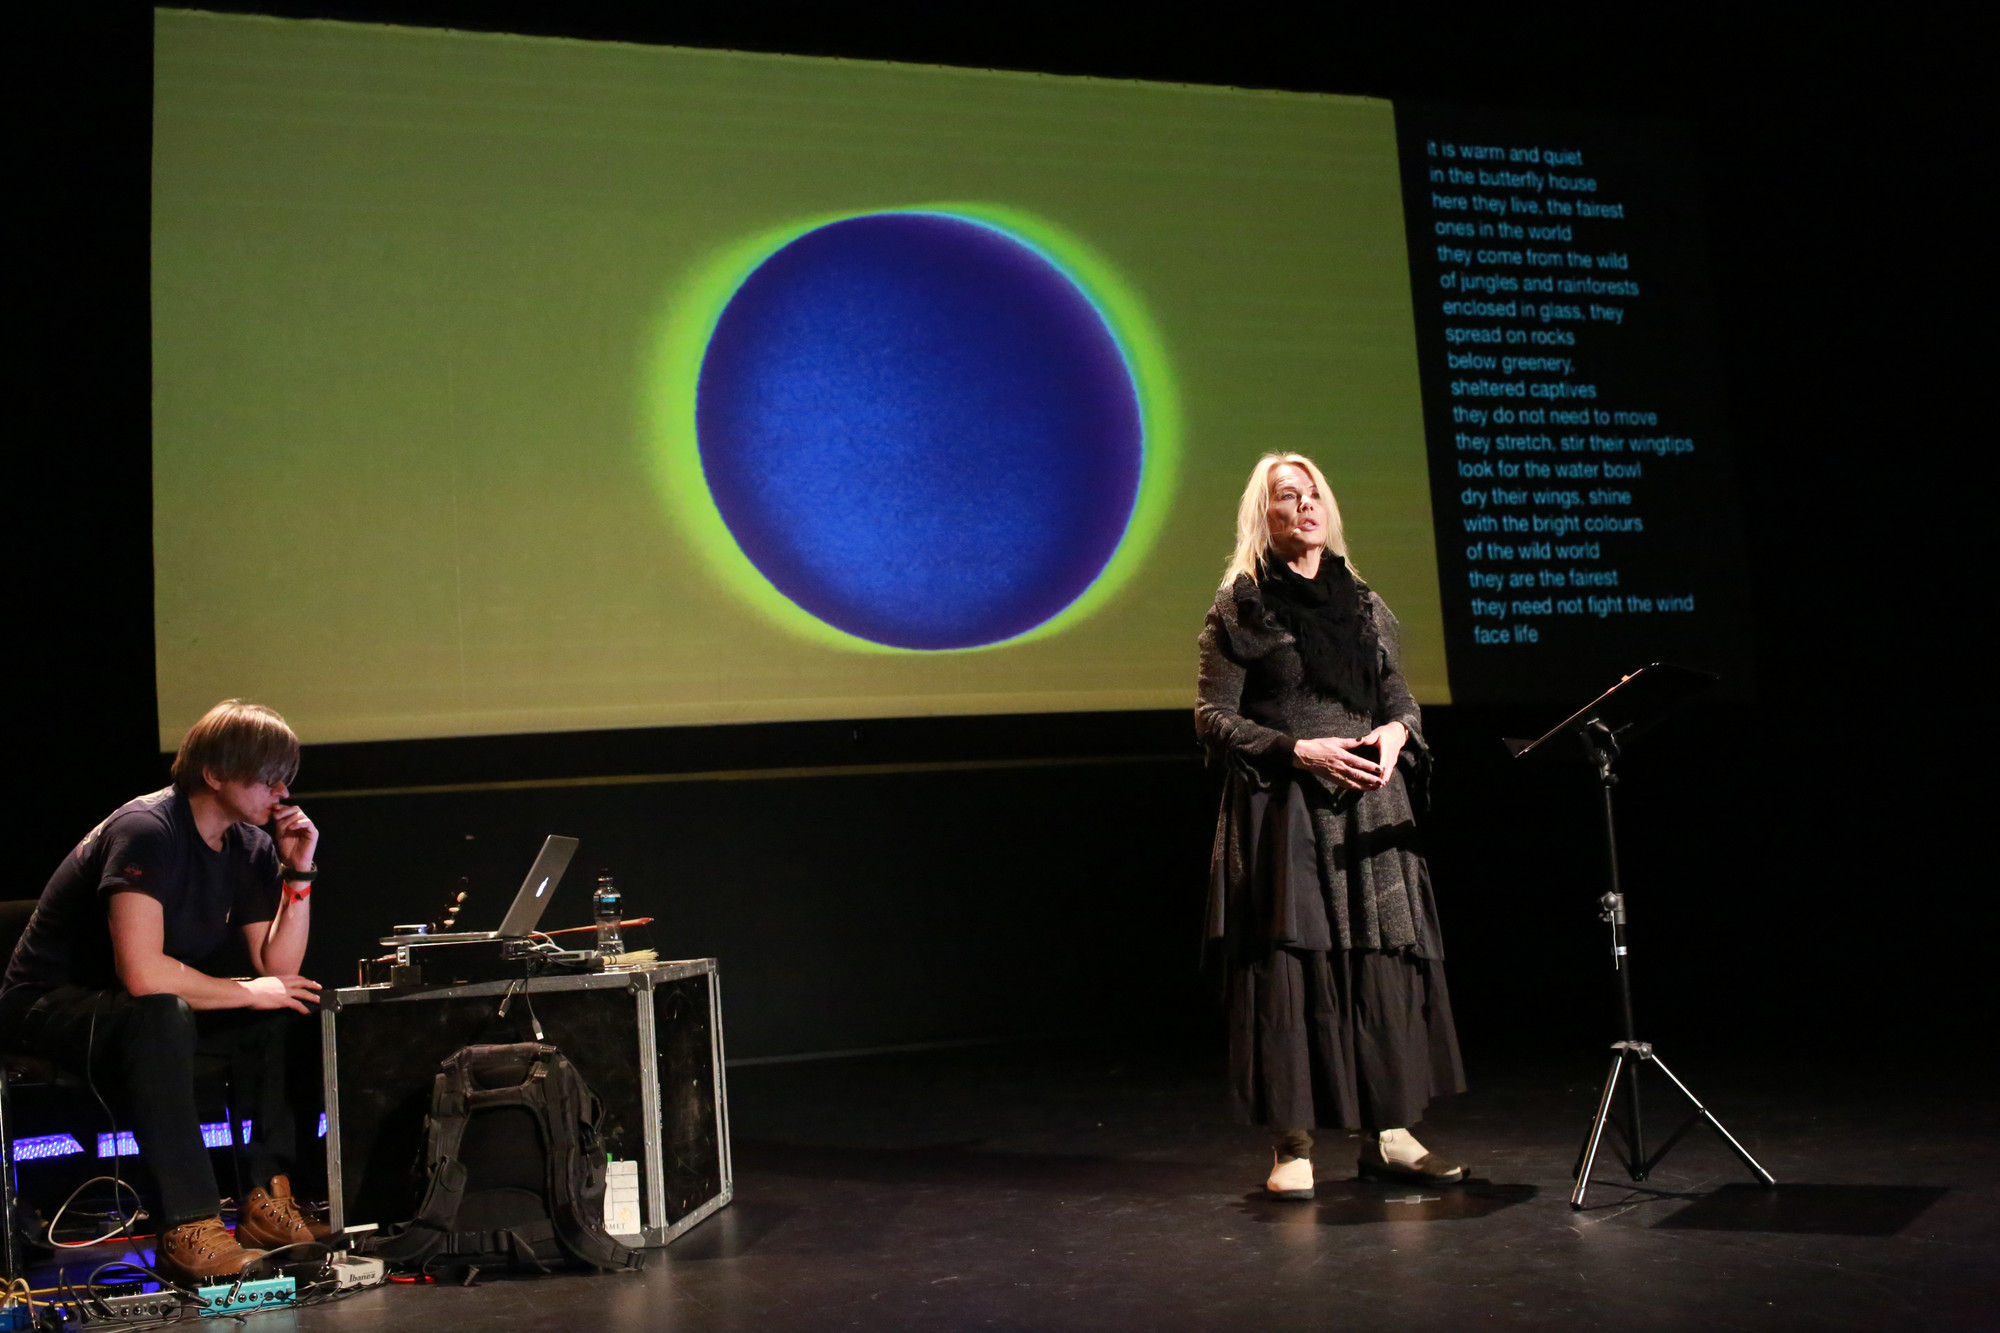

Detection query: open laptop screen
xmin=495 ymin=835 xmax=580 ymax=939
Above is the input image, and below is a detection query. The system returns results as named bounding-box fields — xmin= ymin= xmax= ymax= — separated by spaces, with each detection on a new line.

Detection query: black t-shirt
xmin=3 ymin=787 xmax=281 ymax=998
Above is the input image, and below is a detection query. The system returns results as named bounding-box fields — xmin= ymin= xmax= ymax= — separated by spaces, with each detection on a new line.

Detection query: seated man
xmin=0 ymin=700 xmax=327 ymax=1281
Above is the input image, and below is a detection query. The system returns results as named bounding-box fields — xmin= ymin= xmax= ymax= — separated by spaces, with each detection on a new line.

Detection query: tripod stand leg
xmin=1647 ymin=1053 xmax=1775 ymax=1186
xmin=1571 ymin=1050 xmax=1626 ymax=1209
xmin=1623 ymin=1055 xmax=1647 ymax=1180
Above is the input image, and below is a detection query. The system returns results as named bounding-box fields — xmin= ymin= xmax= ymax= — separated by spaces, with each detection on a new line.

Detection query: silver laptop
xmin=382 ymin=835 xmax=579 ymax=945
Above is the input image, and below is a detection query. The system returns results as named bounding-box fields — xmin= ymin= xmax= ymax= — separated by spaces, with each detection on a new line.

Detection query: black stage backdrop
xmin=7 ymin=5 xmax=1982 ymax=1066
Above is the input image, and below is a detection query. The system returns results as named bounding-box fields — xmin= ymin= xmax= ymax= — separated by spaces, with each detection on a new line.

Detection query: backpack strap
xmin=538 ymin=1050 xmax=646 ymax=1271
xmin=503 ymin=1222 xmax=556 ymax=1273
xmin=369 ymin=1054 xmax=480 ymax=1265
xmin=417 ymin=1220 xmax=560 ymax=1274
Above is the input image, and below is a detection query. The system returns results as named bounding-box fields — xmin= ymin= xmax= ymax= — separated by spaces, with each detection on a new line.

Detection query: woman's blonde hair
xmin=1219 ymin=452 xmax=1355 ymax=588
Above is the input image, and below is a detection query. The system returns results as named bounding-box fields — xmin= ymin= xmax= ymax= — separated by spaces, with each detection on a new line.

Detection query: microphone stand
xmin=1508 ymin=665 xmax=1775 ymax=1208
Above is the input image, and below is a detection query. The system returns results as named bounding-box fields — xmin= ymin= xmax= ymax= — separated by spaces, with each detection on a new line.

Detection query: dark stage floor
xmin=32 ymin=1040 xmax=1998 ymax=1330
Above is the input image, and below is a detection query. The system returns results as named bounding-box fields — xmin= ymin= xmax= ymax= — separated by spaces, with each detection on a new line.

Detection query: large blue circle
xmin=696 ymin=213 xmax=1143 ymax=650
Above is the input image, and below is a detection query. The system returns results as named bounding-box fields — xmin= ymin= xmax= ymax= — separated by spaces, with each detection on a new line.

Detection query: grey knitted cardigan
xmin=1196 ymin=571 xmax=1444 ymax=960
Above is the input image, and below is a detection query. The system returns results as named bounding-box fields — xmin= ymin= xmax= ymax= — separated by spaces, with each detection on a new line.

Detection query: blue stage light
xmin=97 ymin=1131 xmax=139 ymax=1158
xmin=95 ymin=1120 xmax=252 ymax=1157
xmin=11 ymin=1133 xmax=86 ymax=1163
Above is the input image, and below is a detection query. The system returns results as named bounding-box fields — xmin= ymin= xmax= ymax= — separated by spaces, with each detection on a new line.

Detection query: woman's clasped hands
xmin=1291 ymin=721 xmax=1408 ymax=791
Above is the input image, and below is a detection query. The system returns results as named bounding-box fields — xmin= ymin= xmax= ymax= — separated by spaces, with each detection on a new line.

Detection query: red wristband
xmin=284 ymin=883 xmax=312 ymax=905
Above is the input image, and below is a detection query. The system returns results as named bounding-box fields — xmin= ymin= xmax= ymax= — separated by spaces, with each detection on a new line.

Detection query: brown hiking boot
xmin=235 ymin=1175 xmax=334 ymax=1249
xmin=156 ymin=1216 xmax=264 ymax=1283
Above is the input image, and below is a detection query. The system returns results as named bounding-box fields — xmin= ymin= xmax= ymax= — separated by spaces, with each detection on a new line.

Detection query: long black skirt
xmin=1226 ymin=946 xmax=1465 ymax=1131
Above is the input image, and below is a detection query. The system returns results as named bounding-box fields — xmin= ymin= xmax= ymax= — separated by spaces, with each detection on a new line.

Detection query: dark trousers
xmin=0 ymin=987 xmax=299 ymax=1227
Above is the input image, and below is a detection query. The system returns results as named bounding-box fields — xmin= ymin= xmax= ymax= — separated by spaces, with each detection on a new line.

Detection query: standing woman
xmin=1196 ymin=452 xmax=1467 ymax=1199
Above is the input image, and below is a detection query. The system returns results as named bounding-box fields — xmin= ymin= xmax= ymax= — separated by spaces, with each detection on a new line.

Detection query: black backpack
xmin=369 ymin=1042 xmax=646 ymax=1275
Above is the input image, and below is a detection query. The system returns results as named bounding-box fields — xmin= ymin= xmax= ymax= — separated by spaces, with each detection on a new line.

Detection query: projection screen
xmin=152 ymin=9 xmax=1453 ymax=747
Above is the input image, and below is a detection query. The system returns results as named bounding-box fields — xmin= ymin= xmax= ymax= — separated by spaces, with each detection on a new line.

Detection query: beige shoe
xmin=1357 ymin=1136 xmax=1464 ymax=1184
xmin=1265 ymin=1153 xmax=1315 ymax=1200
xmin=235 ymin=1175 xmax=334 ymax=1249
xmin=156 ymin=1216 xmax=265 ymax=1283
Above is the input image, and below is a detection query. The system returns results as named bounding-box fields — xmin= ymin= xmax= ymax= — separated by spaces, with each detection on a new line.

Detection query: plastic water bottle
xmin=593 ymin=874 xmax=623 ymax=957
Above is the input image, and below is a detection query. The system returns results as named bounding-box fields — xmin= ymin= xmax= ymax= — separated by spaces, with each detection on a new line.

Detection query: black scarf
xmin=1256 ymin=554 xmax=1381 ymax=713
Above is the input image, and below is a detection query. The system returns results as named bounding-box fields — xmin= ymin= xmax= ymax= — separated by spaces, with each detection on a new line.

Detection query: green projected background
xmin=152 ymin=9 xmax=1443 ymax=748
